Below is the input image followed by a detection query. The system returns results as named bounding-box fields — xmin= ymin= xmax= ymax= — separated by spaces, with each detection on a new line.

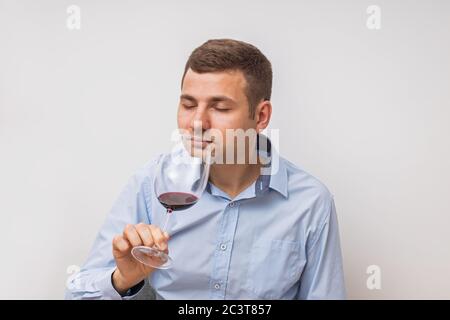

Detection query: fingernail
xmin=164 ymin=231 xmax=169 ymax=238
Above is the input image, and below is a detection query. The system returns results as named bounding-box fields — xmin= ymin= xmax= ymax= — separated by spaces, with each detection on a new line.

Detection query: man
xmin=65 ymin=39 xmax=346 ymax=299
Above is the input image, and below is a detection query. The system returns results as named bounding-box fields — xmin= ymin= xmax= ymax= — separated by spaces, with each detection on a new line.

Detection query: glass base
xmin=131 ymin=246 xmax=173 ymax=269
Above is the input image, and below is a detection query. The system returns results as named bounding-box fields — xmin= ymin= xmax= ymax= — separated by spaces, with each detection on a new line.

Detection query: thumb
xmin=163 ymin=231 xmax=170 ymax=240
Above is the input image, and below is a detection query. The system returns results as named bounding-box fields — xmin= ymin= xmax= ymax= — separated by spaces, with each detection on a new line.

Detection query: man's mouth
xmin=190 ymin=136 xmax=213 ymax=143
xmin=189 ymin=136 xmax=213 ymax=148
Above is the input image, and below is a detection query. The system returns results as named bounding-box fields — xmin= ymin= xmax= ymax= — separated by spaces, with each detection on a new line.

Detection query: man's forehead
xmin=182 ymin=68 xmax=247 ymax=96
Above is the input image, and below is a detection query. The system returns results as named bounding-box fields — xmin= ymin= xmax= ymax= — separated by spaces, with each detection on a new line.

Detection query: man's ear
xmin=255 ymin=100 xmax=272 ymax=133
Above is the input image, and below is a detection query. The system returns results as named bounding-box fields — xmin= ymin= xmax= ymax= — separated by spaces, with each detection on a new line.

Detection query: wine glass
xmin=131 ymin=142 xmax=211 ymax=269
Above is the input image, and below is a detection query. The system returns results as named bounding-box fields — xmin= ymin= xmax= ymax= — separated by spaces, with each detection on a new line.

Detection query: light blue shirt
xmin=65 ymin=138 xmax=346 ymax=300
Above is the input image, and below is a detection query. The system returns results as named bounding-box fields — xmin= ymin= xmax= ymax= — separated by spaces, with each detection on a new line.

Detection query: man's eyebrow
xmin=209 ymin=95 xmax=236 ymax=104
xmin=180 ymin=94 xmax=197 ymax=102
xmin=180 ymin=94 xmax=236 ymax=104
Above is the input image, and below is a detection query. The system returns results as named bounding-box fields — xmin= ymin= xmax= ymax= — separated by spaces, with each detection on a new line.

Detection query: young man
xmin=66 ymin=39 xmax=346 ymax=300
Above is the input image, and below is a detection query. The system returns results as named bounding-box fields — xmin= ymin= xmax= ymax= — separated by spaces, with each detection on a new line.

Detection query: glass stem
xmin=161 ymin=208 xmax=172 ymax=233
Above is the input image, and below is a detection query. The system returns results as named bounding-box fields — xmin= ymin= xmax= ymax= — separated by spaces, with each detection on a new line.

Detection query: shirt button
xmin=214 ymin=283 xmax=220 ymax=290
xmin=229 ymin=201 xmax=235 ymax=207
xmin=220 ymin=244 xmax=227 ymax=251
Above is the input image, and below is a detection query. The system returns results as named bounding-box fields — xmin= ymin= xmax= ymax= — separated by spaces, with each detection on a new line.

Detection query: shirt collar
xmin=258 ymin=134 xmax=288 ymax=198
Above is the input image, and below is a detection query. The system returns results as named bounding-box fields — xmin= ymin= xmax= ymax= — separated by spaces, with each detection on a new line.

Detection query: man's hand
xmin=112 ymin=223 xmax=169 ymax=295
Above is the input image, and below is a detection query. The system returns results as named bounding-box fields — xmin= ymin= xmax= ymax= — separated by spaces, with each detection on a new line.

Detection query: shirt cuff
xmin=95 ymin=268 xmax=145 ymax=300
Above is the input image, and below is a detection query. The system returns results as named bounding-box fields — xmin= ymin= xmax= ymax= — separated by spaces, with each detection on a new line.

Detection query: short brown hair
xmin=181 ymin=39 xmax=272 ymax=118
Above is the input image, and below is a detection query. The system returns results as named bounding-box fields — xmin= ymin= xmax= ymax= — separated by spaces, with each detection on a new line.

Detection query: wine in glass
xmin=131 ymin=143 xmax=211 ymax=269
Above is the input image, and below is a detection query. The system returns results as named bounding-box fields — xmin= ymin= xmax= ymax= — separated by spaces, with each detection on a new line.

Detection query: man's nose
xmin=190 ymin=107 xmax=211 ymax=131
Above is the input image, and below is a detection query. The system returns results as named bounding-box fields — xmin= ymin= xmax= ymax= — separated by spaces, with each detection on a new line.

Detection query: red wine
xmin=157 ymin=192 xmax=198 ymax=211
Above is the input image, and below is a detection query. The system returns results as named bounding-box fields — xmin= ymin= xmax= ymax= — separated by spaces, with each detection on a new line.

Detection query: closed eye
xmin=213 ymin=105 xmax=230 ymax=111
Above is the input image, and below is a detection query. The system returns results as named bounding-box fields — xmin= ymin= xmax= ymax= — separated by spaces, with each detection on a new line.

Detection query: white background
xmin=1 ymin=0 xmax=449 ymax=299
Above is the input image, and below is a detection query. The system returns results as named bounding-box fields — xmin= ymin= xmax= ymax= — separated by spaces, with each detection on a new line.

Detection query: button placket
xmin=209 ymin=201 xmax=239 ymax=299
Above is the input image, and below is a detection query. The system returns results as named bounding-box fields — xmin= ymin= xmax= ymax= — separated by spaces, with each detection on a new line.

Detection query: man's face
xmin=177 ymin=68 xmax=260 ymax=163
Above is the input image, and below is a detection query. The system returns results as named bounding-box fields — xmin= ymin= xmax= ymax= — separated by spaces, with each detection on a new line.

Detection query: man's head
xmin=177 ymin=39 xmax=273 ymax=164
xmin=180 ymin=39 xmax=272 ymax=119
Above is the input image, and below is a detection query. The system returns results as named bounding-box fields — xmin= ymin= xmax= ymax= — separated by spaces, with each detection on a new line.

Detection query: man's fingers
xmin=149 ymin=225 xmax=168 ymax=251
xmin=116 ymin=224 xmax=169 ymax=255
xmin=123 ymin=224 xmax=143 ymax=247
xmin=135 ymin=223 xmax=155 ymax=248
xmin=113 ymin=235 xmax=130 ymax=251
xmin=112 ymin=235 xmax=131 ymax=258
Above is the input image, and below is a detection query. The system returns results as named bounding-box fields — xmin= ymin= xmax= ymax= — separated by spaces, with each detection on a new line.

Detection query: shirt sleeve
xmin=297 ymin=195 xmax=346 ymax=300
xmin=65 ymin=160 xmax=156 ymax=300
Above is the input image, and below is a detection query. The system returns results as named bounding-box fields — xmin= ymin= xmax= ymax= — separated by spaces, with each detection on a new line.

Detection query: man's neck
xmin=209 ymin=163 xmax=262 ymax=199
